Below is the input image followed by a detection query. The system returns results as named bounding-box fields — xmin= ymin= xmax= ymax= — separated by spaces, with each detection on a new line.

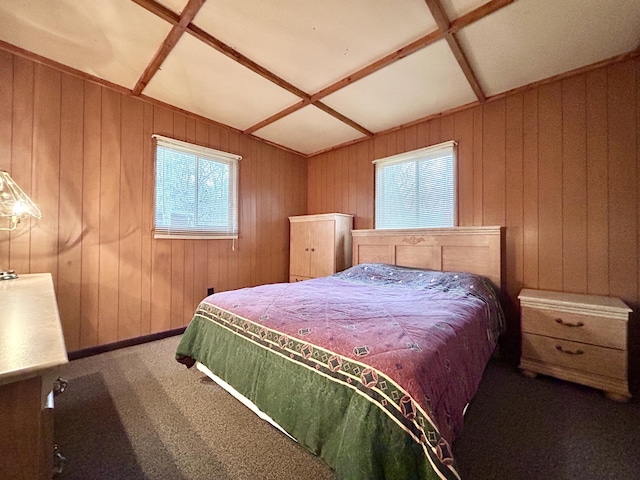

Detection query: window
xmin=374 ymin=140 xmax=457 ymax=229
xmin=153 ymin=134 xmax=241 ymax=239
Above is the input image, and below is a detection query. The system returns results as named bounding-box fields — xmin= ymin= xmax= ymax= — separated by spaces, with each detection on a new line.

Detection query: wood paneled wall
xmin=309 ymin=57 xmax=639 ymax=307
xmin=0 ymin=50 xmax=307 ymax=352
xmin=308 ymin=58 xmax=640 ymax=379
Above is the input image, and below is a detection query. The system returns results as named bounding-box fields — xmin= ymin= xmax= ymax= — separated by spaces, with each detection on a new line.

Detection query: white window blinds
xmin=374 ymin=140 xmax=457 ymax=229
xmin=153 ymin=135 xmax=241 ymax=239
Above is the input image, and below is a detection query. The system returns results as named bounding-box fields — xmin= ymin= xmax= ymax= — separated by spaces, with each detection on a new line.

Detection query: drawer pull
xmin=555 ymin=318 xmax=584 ymax=327
xmin=555 ymin=345 xmax=584 ymax=355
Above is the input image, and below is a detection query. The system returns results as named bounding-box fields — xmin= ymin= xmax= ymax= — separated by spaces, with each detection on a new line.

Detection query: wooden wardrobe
xmin=289 ymin=213 xmax=353 ymax=282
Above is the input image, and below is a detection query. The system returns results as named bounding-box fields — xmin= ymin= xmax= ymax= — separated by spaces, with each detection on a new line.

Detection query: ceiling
xmin=0 ymin=0 xmax=638 ymax=156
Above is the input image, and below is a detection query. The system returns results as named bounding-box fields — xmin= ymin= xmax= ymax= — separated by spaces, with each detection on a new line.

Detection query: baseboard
xmin=68 ymin=327 xmax=186 ymax=360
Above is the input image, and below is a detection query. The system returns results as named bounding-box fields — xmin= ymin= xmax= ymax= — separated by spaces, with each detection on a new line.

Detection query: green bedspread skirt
xmin=176 ymin=312 xmax=459 ymax=480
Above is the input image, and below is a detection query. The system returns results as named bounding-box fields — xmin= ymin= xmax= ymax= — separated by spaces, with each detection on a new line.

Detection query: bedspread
xmin=176 ymin=263 xmax=504 ymax=479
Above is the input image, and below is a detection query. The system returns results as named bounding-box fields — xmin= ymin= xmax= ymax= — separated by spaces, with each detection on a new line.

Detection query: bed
xmin=176 ymin=226 xmax=504 ymax=479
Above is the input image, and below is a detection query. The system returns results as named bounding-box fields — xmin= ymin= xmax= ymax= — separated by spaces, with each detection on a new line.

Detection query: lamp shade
xmin=0 ymin=170 xmax=42 ymax=231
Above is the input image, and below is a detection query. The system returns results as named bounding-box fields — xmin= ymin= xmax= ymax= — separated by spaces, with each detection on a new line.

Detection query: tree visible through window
xmin=374 ymin=141 xmax=457 ymax=229
xmin=153 ymin=135 xmax=240 ymax=238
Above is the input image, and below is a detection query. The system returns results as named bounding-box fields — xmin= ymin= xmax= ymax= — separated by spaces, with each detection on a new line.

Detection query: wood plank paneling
xmin=441 ymin=115 xmax=454 ymax=144
xmin=57 ymin=74 xmax=84 ymax=351
xmin=347 ymin=144 xmax=358 ymax=217
xmin=0 ymin=51 xmax=306 ymax=353
xmin=118 ymin=95 xmax=144 ymax=340
xmin=98 ymin=87 xmax=121 ymax=345
xmin=585 ymin=69 xmax=609 ymax=296
xmin=306 ymin=60 xmax=640 ymax=393
xmin=454 ymin=109 xmax=474 ymax=226
xmin=80 ymin=82 xmax=101 ymax=349
xmin=9 ymin=56 xmax=34 ymax=276
xmin=0 ymin=51 xmax=12 ymax=270
xmin=30 ymin=64 xmax=61 ymax=279
xmin=472 ymin=106 xmax=483 ymax=225
xmin=505 ymin=94 xmax=524 ymax=299
xmin=430 ymin=118 xmax=441 ymax=145
xmin=562 ymin=75 xmax=588 ymax=293
xmin=537 ymin=82 xmax=563 ymax=292
xmin=607 ymin=61 xmax=637 ymax=303
xmin=306 ymin=57 xmax=640 ymax=368
xmin=482 ymin=98 xmax=506 ymax=226
xmin=522 ymin=88 xmax=539 ymax=289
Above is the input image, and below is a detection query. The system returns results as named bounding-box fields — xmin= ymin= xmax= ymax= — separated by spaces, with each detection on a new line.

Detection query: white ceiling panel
xmin=253 ymin=105 xmax=365 ymax=155
xmin=143 ymin=34 xmax=300 ymax=131
xmin=0 ymin=0 xmax=172 ymax=89
xmin=458 ymin=0 xmax=640 ymax=96
xmin=193 ymin=0 xmax=437 ymax=94
xmin=440 ymin=0 xmax=485 ymax=20
xmin=322 ymin=39 xmax=477 ymax=133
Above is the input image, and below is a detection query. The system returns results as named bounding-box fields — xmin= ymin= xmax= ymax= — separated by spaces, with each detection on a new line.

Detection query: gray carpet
xmin=55 ymin=335 xmax=336 ymax=480
xmin=54 ymin=335 xmax=640 ymax=480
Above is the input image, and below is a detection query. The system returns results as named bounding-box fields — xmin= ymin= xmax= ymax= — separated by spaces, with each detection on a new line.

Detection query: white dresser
xmin=0 ymin=273 xmax=68 ymax=479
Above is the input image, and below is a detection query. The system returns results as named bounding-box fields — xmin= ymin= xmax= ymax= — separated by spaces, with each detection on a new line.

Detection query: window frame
xmin=373 ymin=140 xmax=458 ymax=230
xmin=152 ymin=134 xmax=241 ymax=240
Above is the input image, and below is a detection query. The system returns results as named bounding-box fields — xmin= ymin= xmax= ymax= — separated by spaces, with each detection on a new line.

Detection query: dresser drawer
xmin=521 ymin=306 xmax=626 ymax=349
xmin=522 ymin=333 xmax=627 ymax=380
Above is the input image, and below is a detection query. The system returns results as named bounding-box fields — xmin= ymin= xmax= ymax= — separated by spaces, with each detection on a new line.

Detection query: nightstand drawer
xmin=521 ymin=307 xmax=626 ymax=349
xmin=522 ymin=334 xmax=627 ymax=380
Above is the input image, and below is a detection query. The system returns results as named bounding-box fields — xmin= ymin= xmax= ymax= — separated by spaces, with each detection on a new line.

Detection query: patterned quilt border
xmin=197 ymin=301 xmax=460 ymax=480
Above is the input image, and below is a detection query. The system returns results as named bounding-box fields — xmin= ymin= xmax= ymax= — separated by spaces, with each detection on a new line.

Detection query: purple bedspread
xmin=199 ymin=263 xmax=504 ymax=451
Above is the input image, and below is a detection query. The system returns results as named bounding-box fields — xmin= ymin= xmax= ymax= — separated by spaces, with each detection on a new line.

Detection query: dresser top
xmin=519 ymin=288 xmax=632 ymax=316
xmin=0 ymin=273 xmax=68 ymax=385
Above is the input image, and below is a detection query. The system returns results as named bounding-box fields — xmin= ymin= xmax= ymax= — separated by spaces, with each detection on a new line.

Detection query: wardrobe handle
xmin=555 ymin=318 xmax=584 ymax=327
xmin=310 ymin=248 xmax=315 ymax=252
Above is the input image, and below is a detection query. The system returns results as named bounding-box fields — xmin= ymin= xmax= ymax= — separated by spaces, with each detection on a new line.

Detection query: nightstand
xmin=518 ymin=289 xmax=632 ymax=402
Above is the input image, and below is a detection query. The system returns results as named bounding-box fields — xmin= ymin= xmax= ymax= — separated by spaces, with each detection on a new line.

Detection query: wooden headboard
xmin=352 ymin=226 xmax=504 ymax=289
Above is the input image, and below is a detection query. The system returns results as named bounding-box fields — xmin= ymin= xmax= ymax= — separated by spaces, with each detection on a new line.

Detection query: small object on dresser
xmin=518 ymin=289 xmax=632 ymax=402
xmin=53 ymin=377 xmax=68 ymax=396
xmin=0 ymin=269 xmax=17 ymax=280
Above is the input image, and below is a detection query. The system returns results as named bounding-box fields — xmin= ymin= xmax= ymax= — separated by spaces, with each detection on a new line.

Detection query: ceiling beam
xmin=445 ymin=36 xmax=485 ymax=102
xmin=243 ymin=30 xmax=442 ymax=135
xmin=186 ymin=25 xmax=312 ymax=101
xmin=310 ymin=30 xmax=442 ymax=103
xmin=187 ymin=20 xmax=371 ymax=136
xmin=315 ymin=102 xmax=373 ymax=137
xmin=243 ymin=100 xmax=311 ymax=135
xmin=132 ymin=0 xmax=368 ymax=135
xmin=132 ymin=0 xmax=512 ymax=145
xmin=313 ymin=0 xmax=513 ymax=104
xmin=132 ymin=0 xmax=206 ymax=95
xmin=449 ymin=0 xmax=517 ymax=34
xmin=131 ymin=0 xmax=180 ymax=26
xmin=424 ymin=0 xmax=486 ymax=103
xmin=244 ymin=0 xmax=511 ymax=134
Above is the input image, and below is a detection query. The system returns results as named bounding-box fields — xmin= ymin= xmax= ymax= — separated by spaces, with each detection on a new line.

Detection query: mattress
xmin=176 ymin=263 xmax=504 ymax=479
